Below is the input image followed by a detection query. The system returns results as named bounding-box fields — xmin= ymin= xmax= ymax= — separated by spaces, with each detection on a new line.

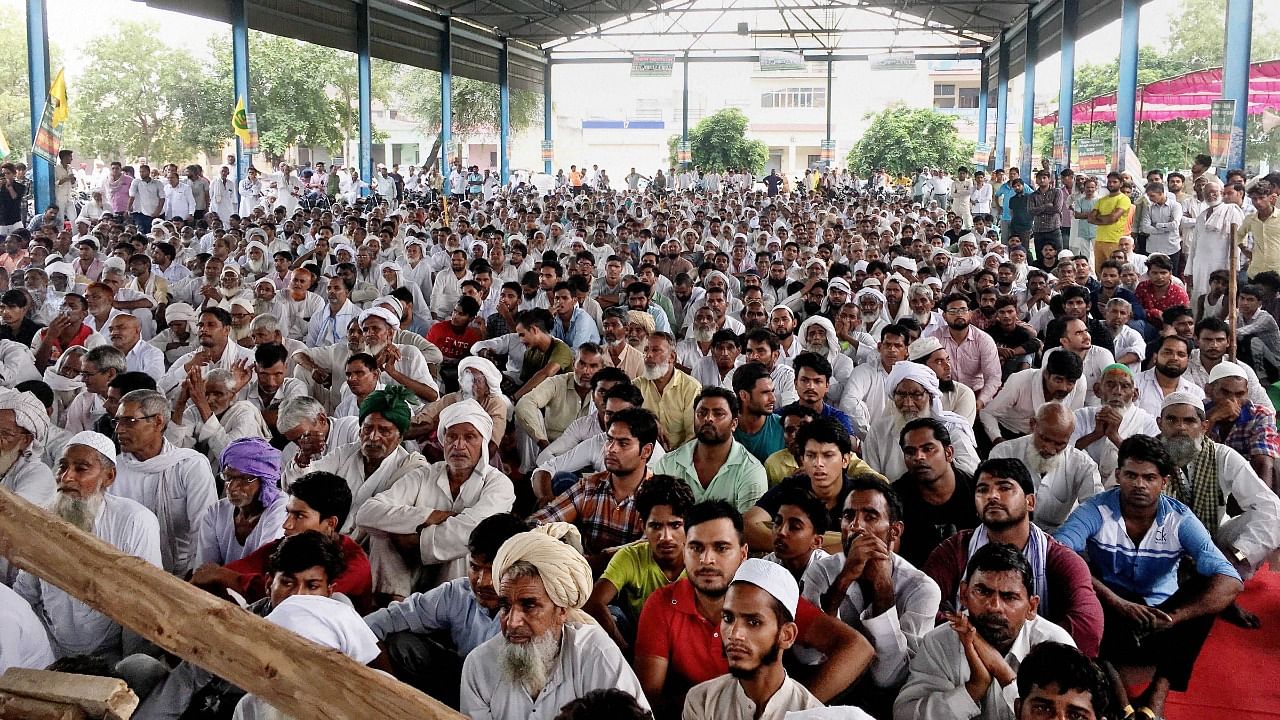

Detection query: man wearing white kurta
xmin=0 ymin=582 xmax=55 ymax=673
xmin=158 ymin=308 xmax=256 ymax=399
xmin=111 ymin=390 xmax=217 ymax=577
xmin=461 ymin=530 xmax=649 ymax=720
xmin=978 ymin=354 xmax=1087 ymax=442
xmin=0 ymin=389 xmax=57 ymax=583
xmin=357 ymin=399 xmax=516 ymax=597
xmin=167 ymin=369 xmax=271 ymax=470
xmin=16 ymin=431 xmax=162 ymax=660
xmin=209 ymin=166 xmax=237 ymax=221
xmin=1069 ymin=364 xmax=1160 ymax=486
xmin=989 ymin=404 xmax=1103 ymax=532
xmin=863 ymin=362 xmax=980 ymax=480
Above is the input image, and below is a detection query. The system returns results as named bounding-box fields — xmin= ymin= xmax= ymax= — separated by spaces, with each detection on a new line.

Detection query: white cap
xmin=1161 ymin=391 xmax=1204 ymax=413
xmin=103 ymin=256 xmax=126 ymax=273
xmin=908 ymin=336 xmax=944 ymax=363
xmin=165 ymin=302 xmax=198 ymax=324
xmin=1207 ymin=362 xmax=1248 ymax=384
xmin=66 ymin=431 xmax=116 ymax=466
xmin=732 ymin=558 xmax=799 ymax=619
xmin=45 ymin=261 xmax=75 ymax=278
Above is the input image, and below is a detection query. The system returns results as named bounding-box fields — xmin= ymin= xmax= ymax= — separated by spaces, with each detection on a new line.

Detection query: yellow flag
xmin=49 ymin=68 xmax=69 ymax=128
xmin=232 ymin=96 xmax=251 ymax=143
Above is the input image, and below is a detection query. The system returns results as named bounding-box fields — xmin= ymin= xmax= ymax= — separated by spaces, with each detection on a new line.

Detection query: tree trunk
xmin=426 ymin=133 xmax=443 ymax=170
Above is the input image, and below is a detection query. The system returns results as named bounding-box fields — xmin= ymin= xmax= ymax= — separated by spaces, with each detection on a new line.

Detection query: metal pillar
xmin=25 ymin=0 xmax=52 ymax=212
xmin=994 ymin=35 xmax=1010 ymax=170
xmin=825 ymin=53 xmax=834 ymax=168
xmin=1020 ymin=14 xmax=1037 ymax=178
xmin=542 ymin=54 xmax=552 ymax=175
xmin=440 ymin=16 xmax=453 ymax=176
xmin=1058 ymin=0 xmax=1078 ymax=171
xmin=681 ymin=51 xmax=690 ymax=168
xmin=1116 ymin=0 xmax=1140 ymax=164
xmin=1223 ymin=0 xmax=1254 ymax=171
xmin=977 ymin=54 xmax=990 ymax=153
xmin=357 ymin=0 xmax=372 ymax=196
xmin=231 ymin=0 xmax=249 ymax=183
xmin=499 ymin=39 xmax=511 ymax=185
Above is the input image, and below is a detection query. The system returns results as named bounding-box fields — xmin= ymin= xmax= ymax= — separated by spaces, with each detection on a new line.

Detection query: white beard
xmin=0 ymin=446 xmax=21 ymax=477
xmin=52 ymin=492 xmax=103 ymax=533
xmin=691 ymin=328 xmax=714 ymax=343
xmin=499 ymin=629 xmax=561 ymax=699
xmin=1022 ymin=443 xmax=1065 ymax=477
xmin=804 ymin=342 xmax=830 ymax=358
xmin=643 ymin=362 xmax=670 ymax=381
xmin=364 ymin=342 xmax=387 ymax=357
xmin=458 ymin=372 xmax=476 ymax=400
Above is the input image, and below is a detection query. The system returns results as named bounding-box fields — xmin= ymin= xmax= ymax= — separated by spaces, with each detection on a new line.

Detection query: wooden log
xmin=0 ymin=693 xmax=87 ymax=720
xmin=0 ymin=669 xmax=135 ymax=720
xmin=0 ymin=487 xmax=464 ymax=720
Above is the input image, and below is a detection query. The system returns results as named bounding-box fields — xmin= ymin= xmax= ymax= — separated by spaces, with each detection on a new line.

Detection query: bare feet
xmin=1221 ymin=601 xmax=1262 ymax=629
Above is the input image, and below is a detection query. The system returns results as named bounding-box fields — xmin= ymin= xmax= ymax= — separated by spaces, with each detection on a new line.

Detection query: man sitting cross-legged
xmin=1053 ymin=435 xmax=1244 ymax=720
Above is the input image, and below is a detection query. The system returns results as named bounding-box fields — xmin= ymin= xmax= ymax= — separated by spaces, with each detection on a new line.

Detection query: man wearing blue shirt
xmin=993 ymin=166 xmax=1024 ymax=243
xmin=551 ymin=281 xmax=601 ymax=349
xmin=1054 ymin=434 xmax=1242 ymax=720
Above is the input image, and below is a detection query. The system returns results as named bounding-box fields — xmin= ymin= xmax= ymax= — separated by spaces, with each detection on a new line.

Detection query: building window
xmin=807 ymin=154 xmax=823 ymax=168
xmin=958 ymin=87 xmax=980 ymax=108
xmin=761 ymin=87 xmax=826 ymax=109
xmin=933 ymin=83 xmax=956 ymax=108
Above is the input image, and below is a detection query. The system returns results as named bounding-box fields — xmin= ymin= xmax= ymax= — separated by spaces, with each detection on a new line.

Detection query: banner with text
xmin=868 ymin=53 xmax=917 ymax=71
xmin=759 ymin=50 xmax=806 ymax=72
xmin=1076 ymin=138 xmax=1108 ymax=171
xmin=631 ymin=54 xmax=675 ymax=78
xmin=1208 ymin=99 xmax=1234 ymax=167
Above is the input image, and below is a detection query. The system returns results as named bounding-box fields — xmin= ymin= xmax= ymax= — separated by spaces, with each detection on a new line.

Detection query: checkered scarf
xmin=1174 ymin=435 xmax=1224 ymax=533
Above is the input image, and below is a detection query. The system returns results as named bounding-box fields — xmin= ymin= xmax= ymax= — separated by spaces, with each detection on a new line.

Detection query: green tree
xmin=845 ymin=105 xmax=975 ymax=176
xmin=665 ymin=108 xmax=767 ymax=173
xmin=0 ymin=6 xmax=33 ymax=162
xmin=391 ymin=68 xmax=541 ymax=169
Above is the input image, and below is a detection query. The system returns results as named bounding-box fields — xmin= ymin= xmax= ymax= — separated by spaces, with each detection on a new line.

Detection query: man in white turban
xmin=0 ymin=388 xmax=56 ymax=582
xmin=797 ymin=315 xmax=854 ymax=406
xmin=460 ymin=531 xmax=650 ymax=720
xmin=348 ymin=307 xmax=439 ymax=404
xmin=863 ymin=361 xmax=980 ymax=480
xmin=408 ymin=355 xmax=511 ymax=448
xmin=15 ymin=431 xmax=162 ymax=660
xmin=356 ymin=399 xmax=516 ymax=599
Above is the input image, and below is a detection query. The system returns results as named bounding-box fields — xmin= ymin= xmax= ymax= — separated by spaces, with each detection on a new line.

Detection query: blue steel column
xmin=1020 ymin=14 xmax=1038 ymax=178
xmin=542 ymin=54 xmax=552 ymax=175
xmin=1223 ymin=0 xmax=1254 ymax=171
xmin=357 ymin=0 xmax=372 ymax=196
xmin=1058 ymin=0 xmax=1078 ymax=171
xmin=977 ymin=54 xmax=990 ymax=163
xmin=231 ymin=0 xmax=250 ymax=184
xmin=440 ymin=16 xmax=453 ymax=176
xmin=994 ymin=35 xmax=1010 ymax=170
xmin=499 ymin=39 xmax=511 ymax=185
xmin=1116 ymin=0 xmax=1140 ymax=165
xmin=25 ymin=0 xmax=52 ymax=211
xmin=681 ymin=52 xmax=690 ymax=167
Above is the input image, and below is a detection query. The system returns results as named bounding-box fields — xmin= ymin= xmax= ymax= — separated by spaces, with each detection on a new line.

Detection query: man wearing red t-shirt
xmin=190 ymin=470 xmax=374 ymax=614
xmin=427 ymin=296 xmax=484 ymax=365
xmin=633 ymin=500 xmax=873 ymax=717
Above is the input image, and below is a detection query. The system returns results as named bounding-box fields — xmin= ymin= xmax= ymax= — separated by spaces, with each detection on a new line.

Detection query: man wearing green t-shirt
xmin=585 ymin=474 xmax=695 ymax=651
xmin=1090 ymin=171 xmax=1134 ymax=271
xmin=732 ymin=362 xmax=786 ymax=463
xmin=511 ymin=308 xmax=573 ymax=399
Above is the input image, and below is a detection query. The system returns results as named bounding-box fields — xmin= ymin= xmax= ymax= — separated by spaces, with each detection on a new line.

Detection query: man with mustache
xmin=1054 ymin=435 xmax=1243 ymax=720
xmin=1131 ymin=335 xmax=1203 ymax=419
xmin=635 ymin=331 xmax=702 ymax=451
xmin=364 ymin=512 xmax=527 ymax=704
xmin=1156 ymin=392 xmax=1280 ymax=628
xmin=634 ymin=501 xmax=873 ymax=718
xmin=1201 ymin=358 xmax=1280 ymax=483
xmin=1070 ymin=364 xmax=1159 ymax=486
xmin=865 ymin=361 xmax=981 ymax=481
xmin=15 ymin=431 xmax=161 ymax=660
xmin=460 ymin=530 xmax=649 ymax=720
xmin=682 ymin=559 xmax=824 ymax=719
xmin=896 ymin=543 xmax=1075 ymax=720
xmin=989 ymin=403 xmax=1103 ymax=532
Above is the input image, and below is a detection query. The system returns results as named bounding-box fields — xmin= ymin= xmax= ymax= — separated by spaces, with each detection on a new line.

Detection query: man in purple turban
xmin=191 ymin=437 xmax=288 ymax=567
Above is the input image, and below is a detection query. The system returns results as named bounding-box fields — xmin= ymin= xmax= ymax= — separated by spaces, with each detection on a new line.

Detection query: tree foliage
xmin=665 ymin=108 xmax=768 ymax=173
xmin=846 ymin=105 xmax=975 ymax=176
xmin=391 ymin=69 xmax=542 ymax=168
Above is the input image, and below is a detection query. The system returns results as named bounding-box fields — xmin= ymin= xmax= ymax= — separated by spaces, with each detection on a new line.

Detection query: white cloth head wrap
xmin=885 ymin=360 xmax=944 ymax=417
xmin=66 ymin=430 xmax=117 ymax=466
xmin=0 ymin=389 xmax=50 ymax=450
xmin=437 ymin=398 xmax=495 ymax=469
xmin=165 ymin=303 xmax=198 ymax=324
xmin=265 ymin=595 xmax=380 ymax=664
xmin=492 ymin=530 xmax=596 ymax=625
xmin=798 ymin=315 xmax=841 ymax=357
xmin=457 ymin=356 xmax=504 ymax=397
xmin=358 ymin=306 xmax=401 ymax=329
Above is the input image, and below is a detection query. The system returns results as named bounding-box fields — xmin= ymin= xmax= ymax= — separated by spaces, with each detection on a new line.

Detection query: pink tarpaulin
xmin=1035 ymin=59 xmax=1280 ymax=126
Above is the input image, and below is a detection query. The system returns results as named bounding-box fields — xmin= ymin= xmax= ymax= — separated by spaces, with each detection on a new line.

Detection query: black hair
xmin=899 ymin=416 xmax=952 ymax=448
xmin=1238 ymin=283 xmax=1265 ymax=301
xmin=0 ymin=289 xmax=28 ymax=307
xmin=1117 ymin=433 xmax=1176 ymax=479
xmin=695 ymin=386 xmax=740 ymax=418
xmin=107 ymin=371 xmax=157 ymax=394
xmin=1015 ymin=642 xmax=1112 ymax=718
xmin=730 ymin=362 xmax=772 ymax=396
xmin=964 ymin=542 xmax=1034 ymax=598
xmin=267 ymin=529 xmax=347 ymax=583
xmin=772 ymin=485 xmax=830 ymax=536
xmin=1195 ymin=317 xmax=1230 ymax=337
xmin=466 ymin=513 xmax=529 ymax=562
xmin=515 ymin=308 xmax=554 ymax=333
xmin=346 ymin=352 xmax=378 ymax=372
xmin=1154 ymin=334 xmax=1193 ymax=356
xmin=589 ymin=366 xmax=628 ymax=390
xmin=792 ymin=351 xmax=832 ymax=381
xmin=289 ymin=471 xmax=354 ymax=530
xmin=777 ymin=403 xmax=820 ymax=422
xmin=975 ymin=457 xmax=1035 ymax=495
xmin=455 ymin=295 xmax=481 ymax=318
xmin=390 ymin=287 xmax=414 ymax=307
xmin=742 ymin=328 xmax=780 ymax=352
xmin=1146 ymin=253 xmax=1174 ymax=272
xmin=607 ymin=406 xmax=660 ymax=450
xmin=14 ymin=381 xmax=54 ymax=410
xmin=200 ymin=306 xmax=233 ymax=327
xmin=554 ymin=689 xmax=654 ymax=720
xmin=634 ymin=474 xmax=696 ymax=524
xmin=255 ymin=342 xmax=289 ymax=368
xmin=1043 ymin=347 xmax=1084 ymax=382
xmin=847 ymin=474 xmax=902 ymax=524
xmin=795 ymin=416 xmax=852 ymax=455
xmin=685 ymin=499 xmax=744 ymax=541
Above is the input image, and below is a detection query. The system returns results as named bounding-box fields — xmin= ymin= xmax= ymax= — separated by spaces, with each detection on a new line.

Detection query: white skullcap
xmin=907 ymin=336 xmax=945 ymax=363
xmin=253 ymin=277 xmax=276 ymax=289
xmin=1161 ymin=391 xmax=1204 ymax=412
xmin=221 ymin=264 xmax=241 ymax=277
xmin=1058 ymin=249 xmax=1075 ymax=260
xmin=45 ymin=261 xmax=75 ymax=278
xmin=852 ymin=260 xmax=869 ymax=273
xmin=66 ymin=431 xmax=116 ymax=466
xmin=229 ymin=297 xmax=255 ymax=313
xmin=165 ymin=302 xmax=198 ymax=324
xmin=265 ymin=595 xmax=379 ymax=664
xmin=333 ymin=243 xmax=356 ymax=257
xmin=732 ymin=558 xmax=799 ymax=619
xmin=0 ymin=389 xmax=49 ymax=448
xmin=1207 ymin=362 xmax=1248 ymax=384
xmin=379 ymin=261 xmax=403 ymax=275
xmin=358 ymin=306 xmax=401 ymax=329
xmin=103 ymin=257 xmax=126 ymax=272
xmin=437 ymin=398 xmax=495 ymax=468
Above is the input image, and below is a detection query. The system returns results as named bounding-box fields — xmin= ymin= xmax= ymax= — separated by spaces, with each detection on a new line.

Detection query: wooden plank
xmin=0 ymin=488 xmax=464 ymax=720
xmin=0 ymin=669 xmax=135 ymax=720
xmin=0 ymin=692 xmax=88 ymax=720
